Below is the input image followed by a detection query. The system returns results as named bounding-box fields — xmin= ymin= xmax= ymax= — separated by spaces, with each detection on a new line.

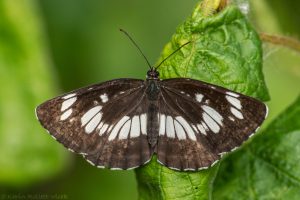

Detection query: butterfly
xmin=36 ymin=30 xmax=268 ymax=171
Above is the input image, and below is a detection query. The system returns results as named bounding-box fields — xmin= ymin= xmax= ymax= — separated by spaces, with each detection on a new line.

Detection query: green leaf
xmin=136 ymin=155 xmax=219 ymax=200
xmin=213 ymin=95 xmax=300 ymax=199
xmin=136 ymin=2 xmax=269 ymax=200
xmin=159 ymin=4 xmax=269 ymax=101
xmin=0 ymin=0 xmax=69 ymax=186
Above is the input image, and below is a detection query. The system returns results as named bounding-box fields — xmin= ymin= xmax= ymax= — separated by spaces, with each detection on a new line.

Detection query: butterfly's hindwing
xmin=36 ymin=78 xmax=152 ymax=169
xmin=156 ymin=78 xmax=267 ymax=170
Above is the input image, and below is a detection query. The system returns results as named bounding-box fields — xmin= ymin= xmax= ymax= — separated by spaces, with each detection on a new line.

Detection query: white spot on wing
xmin=130 ymin=115 xmax=140 ymax=138
xmin=191 ymin=124 xmax=197 ymax=132
xmin=60 ymin=109 xmax=72 ymax=120
xmin=110 ymin=167 xmax=122 ymax=170
xmin=175 ymin=116 xmax=196 ymax=141
xmin=249 ymin=132 xmax=255 ymax=138
xmin=81 ymin=106 xmax=102 ymax=126
xmin=226 ymin=95 xmax=242 ymax=109
xmin=51 ymin=135 xmax=57 ymax=140
xmin=203 ymin=113 xmax=220 ymax=133
xmin=99 ymin=124 xmax=108 ymax=136
xmin=85 ymin=112 xmax=102 ymax=134
xmin=169 ymin=166 xmax=181 ymax=171
xmin=62 ymin=93 xmax=76 ymax=99
xmin=35 ymin=107 xmax=39 ymax=120
xmin=230 ymin=107 xmax=244 ymax=119
xmin=198 ymin=166 xmax=209 ymax=170
xmin=183 ymin=168 xmax=196 ymax=171
xmin=211 ymin=160 xmax=219 ymax=167
xmin=166 ymin=116 xmax=175 ymax=138
xmin=61 ymin=97 xmax=77 ymax=111
xmin=229 ymin=116 xmax=235 ymax=121
xmin=196 ymin=93 xmax=204 ymax=102
xmin=174 ymin=120 xmax=186 ymax=140
xmin=201 ymin=121 xmax=209 ymax=131
xmin=197 ymin=124 xmax=207 ymax=135
xmin=226 ymin=91 xmax=239 ymax=98
xmin=157 ymin=159 xmax=164 ymax=166
xmin=100 ymin=93 xmax=108 ymax=103
xmin=97 ymin=122 xmax=104 ymax=130
xmin=159 ymin=114 xmax=166 ymax=136
xmin=264 ymin=104 xmax=269 ymax=119
xmin=86 ymin=159 xmax=95 ymax=166
xmin=118 ymin=119 xmax=131 ymax=139
xmin=140 ymin=114 xmax=147 ymax=135
xmin=107 ymin=125 xmax=113 ymax=132
xmin=230 ymin=147 xmax=238 ymax=152
xmin=126 ymin=166 xmax=139 ymax=170
xmin=108 ymin=116 xmax=130 ymax=141
xmin=202 ymin=105 xmax=223 ymax=125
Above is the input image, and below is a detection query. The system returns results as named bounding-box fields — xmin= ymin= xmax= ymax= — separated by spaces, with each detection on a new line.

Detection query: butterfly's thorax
xmin=145 ymin=79 xmax=160 ymax=101
xmin=145 ymin=79 xmax=160 ymax=148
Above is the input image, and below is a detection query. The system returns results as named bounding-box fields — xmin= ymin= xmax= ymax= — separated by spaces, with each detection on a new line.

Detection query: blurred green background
xmin=0 ymin=0 xmax=299 ymax=200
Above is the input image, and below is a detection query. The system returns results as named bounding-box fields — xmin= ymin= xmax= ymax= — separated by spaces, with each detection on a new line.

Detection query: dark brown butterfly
xmin=36 ymin=30 xmax=267 ymax=171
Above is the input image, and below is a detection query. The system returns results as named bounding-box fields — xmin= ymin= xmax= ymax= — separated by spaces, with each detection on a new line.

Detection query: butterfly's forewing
xmin=36 ymin=78 xmax=152 ymax=169
xmin=157 ymin=78 xmax=268 ymax=170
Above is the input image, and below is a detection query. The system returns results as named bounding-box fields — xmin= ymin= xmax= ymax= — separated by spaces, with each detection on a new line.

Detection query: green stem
xmin=260 ymin=32 xmax=300 ymax=53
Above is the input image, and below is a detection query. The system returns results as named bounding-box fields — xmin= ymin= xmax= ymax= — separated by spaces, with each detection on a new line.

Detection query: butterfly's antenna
xmin=120 ymin=29 xmax=152 ymax=70
xmin=155 ymin=41 xmax=191 ymax=70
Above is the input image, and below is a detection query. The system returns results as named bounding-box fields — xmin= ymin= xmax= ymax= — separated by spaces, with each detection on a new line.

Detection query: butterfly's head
xmin=147 ymin=68 xmax=159 ymax=79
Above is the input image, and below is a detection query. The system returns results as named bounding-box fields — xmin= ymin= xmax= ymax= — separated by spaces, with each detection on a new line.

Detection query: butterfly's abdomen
xmin=147 ymin=103 xmax=159 ymax=148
